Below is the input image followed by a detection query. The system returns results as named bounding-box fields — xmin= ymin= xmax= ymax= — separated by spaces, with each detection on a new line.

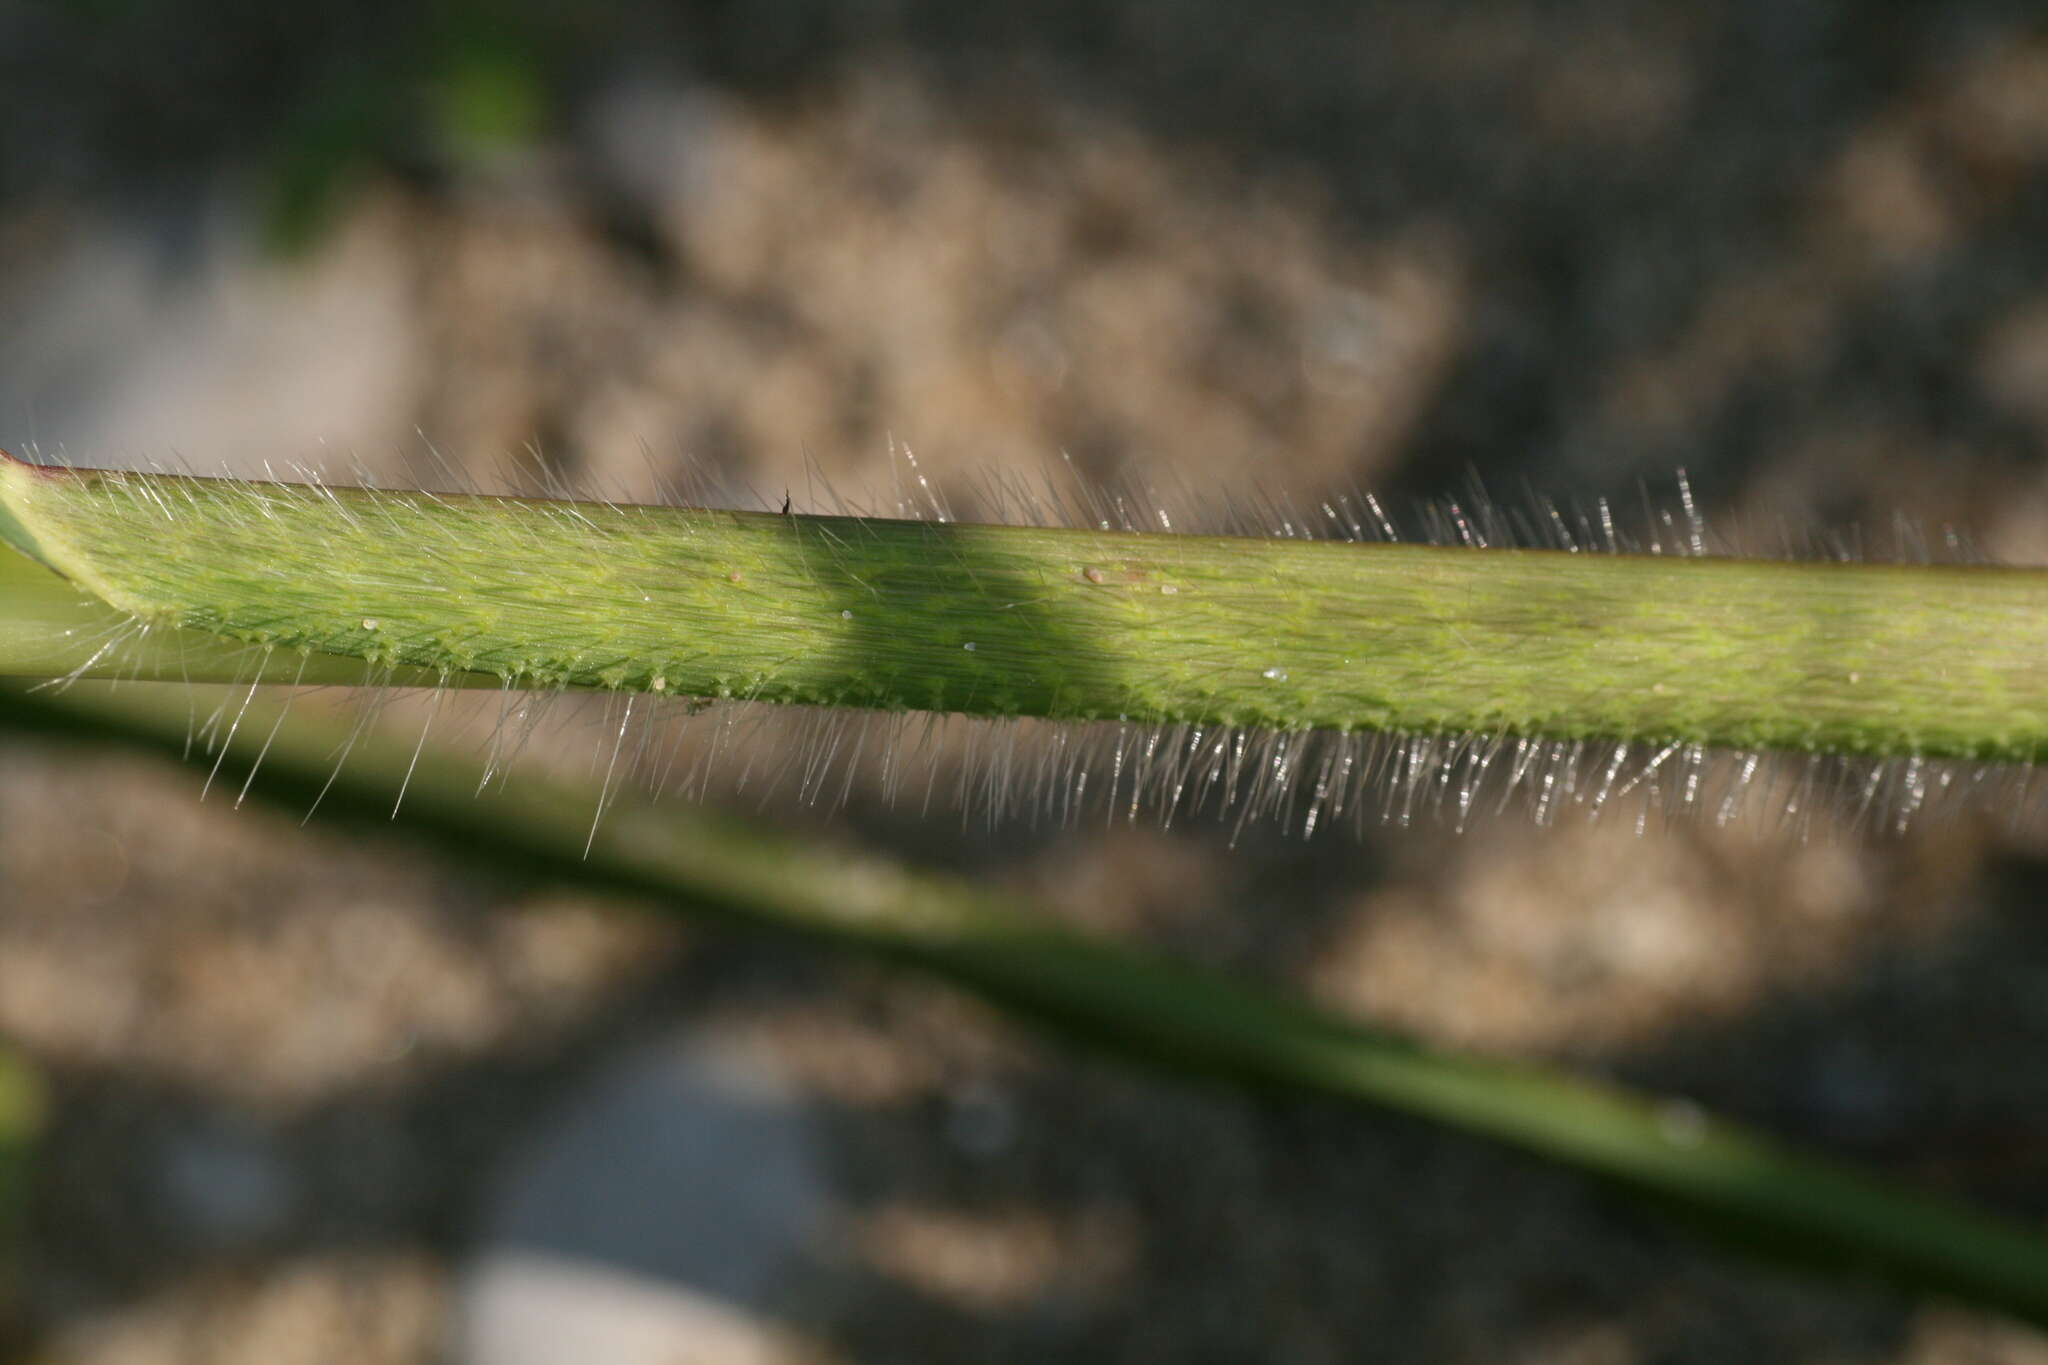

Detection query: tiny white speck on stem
xmin=1657 ymin=1100 xmax=1707 ymax=1148
xmin=963 ymin=642 xmax=977 ymax=652
xmin=1262 ymin=666 xmax=1288 ymax=682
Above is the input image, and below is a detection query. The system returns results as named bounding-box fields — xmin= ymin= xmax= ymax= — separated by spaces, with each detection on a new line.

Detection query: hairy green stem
xmin=5 ymin=451 xmax=2048 ymax=760
xmin=6 ymin=675 xmax=2048 ymax=1323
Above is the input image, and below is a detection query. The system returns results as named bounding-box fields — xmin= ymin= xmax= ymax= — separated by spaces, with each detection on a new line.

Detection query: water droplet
xmin=841 ymin=609 xmax=854 ymax=620
xmin=962 ymin=642 xmax=977 ymax=652
xmin=1261 ymin=666 xmax=1287 ymax=682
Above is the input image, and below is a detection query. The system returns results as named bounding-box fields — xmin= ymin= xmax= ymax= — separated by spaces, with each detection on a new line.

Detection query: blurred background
xmin=4 ymin=0 xmax=2048 ymax=1360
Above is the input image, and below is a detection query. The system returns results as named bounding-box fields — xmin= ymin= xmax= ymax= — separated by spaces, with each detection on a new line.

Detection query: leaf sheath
xmin=6 ymin=453 xmax=2048 ymax=761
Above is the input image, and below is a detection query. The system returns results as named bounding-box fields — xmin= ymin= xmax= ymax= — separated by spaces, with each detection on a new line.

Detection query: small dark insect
xmin=781 ymin=491 xmax=792 ymax=516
